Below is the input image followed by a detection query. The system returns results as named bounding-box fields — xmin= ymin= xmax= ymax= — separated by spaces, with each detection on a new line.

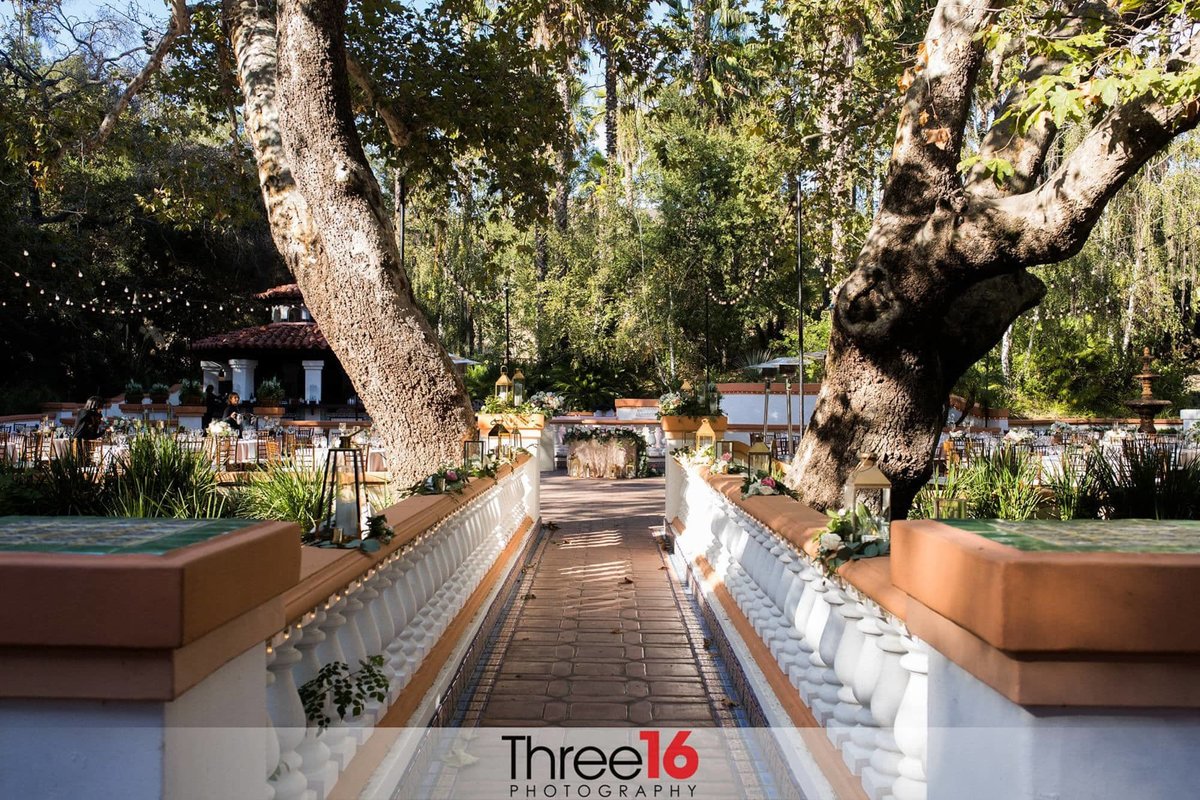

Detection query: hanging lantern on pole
xmin=316 ymin=431 xmax=368 ymax=541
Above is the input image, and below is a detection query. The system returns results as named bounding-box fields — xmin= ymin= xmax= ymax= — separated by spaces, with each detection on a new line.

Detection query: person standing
xmin=71 ymin=396 xmax=104 ymax=457
xmin=202 ymin=385 xmax=221 ymax=432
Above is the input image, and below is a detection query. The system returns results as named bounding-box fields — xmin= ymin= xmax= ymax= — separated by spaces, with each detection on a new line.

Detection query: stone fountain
xmin=1124 ymin=347 xmax=1172 ymax=434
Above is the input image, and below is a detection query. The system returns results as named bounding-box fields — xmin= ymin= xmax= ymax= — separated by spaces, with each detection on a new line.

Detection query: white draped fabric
xmin=566 ymin=440 xmax=637 ymax=479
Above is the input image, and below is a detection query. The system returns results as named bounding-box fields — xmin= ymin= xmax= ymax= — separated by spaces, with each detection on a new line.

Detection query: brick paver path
xmin=477 ymin=474 xmax=721 ymax=728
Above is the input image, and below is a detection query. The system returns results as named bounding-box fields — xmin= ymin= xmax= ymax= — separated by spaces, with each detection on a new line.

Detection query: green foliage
xmin=237 ymin=461 xmax=324 ymax=533
xmin=255 ymin=378 xmax=286 ymax=406
xmin=298 ymin=655 xmax=389 ymax=731
xmin=179 ymin=378 xmax=204 ymax=403
xmin=960 ymin=448 xmax=1045 ymax=521
xmin=107 ymin=434 xmax=227 ymax=518
xmin=1092 ymin=439 xmax=1200 ymax=519
xmin=817 ymin=504 xmax=890 ymax=576
xmin=1043 ymin=448 xmax=1101 ymax=521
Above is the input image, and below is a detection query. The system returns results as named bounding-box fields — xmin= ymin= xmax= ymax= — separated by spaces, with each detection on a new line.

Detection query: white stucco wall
xmin=927 ymin=650 xmax=1200 ymax=800
xmin=0 ymin=644 xmax=266 ymax=800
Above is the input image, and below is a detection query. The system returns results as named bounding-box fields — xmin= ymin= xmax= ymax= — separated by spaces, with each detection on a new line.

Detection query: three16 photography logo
xmin=502 ymin=730 xmax=700 ymax=798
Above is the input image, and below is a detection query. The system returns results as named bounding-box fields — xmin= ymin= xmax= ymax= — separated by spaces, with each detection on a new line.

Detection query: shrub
xmin=124 ymin=379 xmax=145 ymax=402
xmin=1043 ymin=447 xmax=1100 ymax=520
xmin=961 ymin=448 xmax=1044 ymax=521
xmin=1092 ymin=439 xmax=1200 ymax=519
xmin=236 ymin=460 xmax=324 ymax=533
xmin=108 ymin=434 xmax=227 ymax=518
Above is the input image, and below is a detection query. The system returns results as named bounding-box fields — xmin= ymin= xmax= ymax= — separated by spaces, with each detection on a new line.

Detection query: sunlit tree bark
xmin=786 ymin=0 xmax=1200 ymax=514
xmin=223 ymin=0 xmax=473 ymax=485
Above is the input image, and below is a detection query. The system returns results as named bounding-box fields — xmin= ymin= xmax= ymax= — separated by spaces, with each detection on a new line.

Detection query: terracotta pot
xmin=660 ymin=415 xmax=728 ymax=436
xmin=476 ymin=411 xmax=547 ymax=431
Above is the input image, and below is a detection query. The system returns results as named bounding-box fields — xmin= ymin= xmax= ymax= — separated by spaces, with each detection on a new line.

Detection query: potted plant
xmin=178 ymin=378 xmax=204 ymax=406
xmin=253 ymin=377 xmax=287 ymax=416
xmin=657 ymin=390 xmax=727 ymax=436
xmin=124 ymin=380 xmax=145 ymax=404
xmin=148 ymin=382 xmax=171 ymax=404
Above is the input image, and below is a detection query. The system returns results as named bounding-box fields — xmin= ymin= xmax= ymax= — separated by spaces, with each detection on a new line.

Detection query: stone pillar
xmin=201 ymin=361 xmax=224 ymax=393
xmin=229 ymin=359 xmax=258 ymax=401
xmin=302 ymin=360 xmax=325 ymax=404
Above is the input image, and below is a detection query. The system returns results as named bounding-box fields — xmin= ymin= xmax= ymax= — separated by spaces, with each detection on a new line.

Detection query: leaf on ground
xmin=610 ymin=628 xmax=622 ymax=634
xmin=722 ymin=698 xmax=739 ymax=708
xmin=658 ymin=565 xmax=668 ymax=570
xmin=620 ymin=577 xmax=634 ymax=585
xmin=544 ymin=521 xmax=559 ymax=531
xmin=703 ymin=637 xmax=713 ymax=650
xmin=523 ymin=592 xmax=537 ymax=600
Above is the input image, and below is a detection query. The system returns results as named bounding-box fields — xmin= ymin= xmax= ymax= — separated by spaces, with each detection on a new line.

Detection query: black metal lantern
xmin=463 ymin=434 xmax=487 ymax=468
xmin=316 ymin=433 xmax=367 ymax=539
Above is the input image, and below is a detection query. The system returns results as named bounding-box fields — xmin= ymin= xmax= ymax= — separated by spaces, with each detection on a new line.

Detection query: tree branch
xmin=85 ymin=0 xmax=191 ymax=154
xmin=967 ymin=0 xmax=1111 ymax=197
xmin=881 ymin=0 xmax=1000 ymax=215
xmin=998 ymin=53 xmax=1200 ymax=266
xmin=938 ymin=270 xmax=1046 ymax=384
xmin=345 ymin=52 xmax=412 ymax=148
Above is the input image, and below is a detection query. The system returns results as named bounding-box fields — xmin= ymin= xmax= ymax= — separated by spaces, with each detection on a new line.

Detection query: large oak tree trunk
xmin=225 ymin=0 xmax=474 ymax=485
xmin=785 ymin=0 xmax=1200 ymax=517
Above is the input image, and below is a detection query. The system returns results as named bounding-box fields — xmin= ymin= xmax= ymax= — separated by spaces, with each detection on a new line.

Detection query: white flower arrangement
xmin=658 ymin=391 xmax=684 ymax=417
xmin=677 ymin=445 xmax=715 ymax=470
xmin=529 ymin=391 xmax=566 ymax=415
xmin=1049 ymin=420 xmax=1074 ymax=435
xmin=1003 ymin=427 xmax=1033 ymax=442
xmin=207 ymin=420 xmax=234 ymax=438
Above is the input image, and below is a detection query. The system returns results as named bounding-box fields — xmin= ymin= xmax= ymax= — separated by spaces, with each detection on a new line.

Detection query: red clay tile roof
xmin=189 ymin=322 xmax=328 ymax=352
xmin=254 ymin=283 xmax=304 ymax=302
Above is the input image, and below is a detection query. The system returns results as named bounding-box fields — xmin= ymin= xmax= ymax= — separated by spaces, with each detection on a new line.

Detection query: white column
xmin=230 ymin=359 xmax=258 ymax=401
xmin=302 ymin=360 xmax=325 ymax=404
xmin=201 ymin=361 xmax=224 ymax=393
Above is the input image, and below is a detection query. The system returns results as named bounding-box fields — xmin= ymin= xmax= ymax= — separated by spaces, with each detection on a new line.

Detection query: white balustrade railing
xmin=670 ymin=462 xmax=928 ymax=800
xmin=263 ymin=455 xmax=538 ymax=800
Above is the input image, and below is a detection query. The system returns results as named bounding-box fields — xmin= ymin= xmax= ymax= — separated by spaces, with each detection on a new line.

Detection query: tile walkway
xmin=470 ymin=474 xmax=729 ymax=728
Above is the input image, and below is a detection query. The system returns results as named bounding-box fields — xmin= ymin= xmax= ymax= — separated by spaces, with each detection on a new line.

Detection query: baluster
xmin=810 ymin=584 xmax=847 ymax=723
xmin=266 ymin=629 xmax=312 ymax=800
xmin=313 ymin=596 xmax=357 ymax=770
xmin=829 ymin=597 xmax=868 ymax=748
xmin=337 ymin=584 xmax=381 ymax=736
xmin=292 ymin=612 xmax=338 ymax=800
xmin=264 ymin=652 xmax=280 ymax=800
xmin=860 ymin=621 xmax=912 ymax=800
xmin=800 ymin=577 xmax=834 ymax=706
xmin=892 ymin=637 xmax=929 ymax=800
xmin=843 ymin=604 xmax=885 ymax=774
